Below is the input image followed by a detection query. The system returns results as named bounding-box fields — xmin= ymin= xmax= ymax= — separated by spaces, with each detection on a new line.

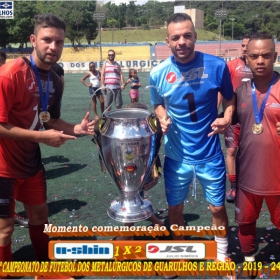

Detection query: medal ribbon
xmin=30 ymin=55 xmax=50 ymax=112
xmin=251 ymin=73 xmax=276 ymax=124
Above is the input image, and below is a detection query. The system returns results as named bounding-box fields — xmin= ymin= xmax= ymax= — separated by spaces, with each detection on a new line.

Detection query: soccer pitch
xmin=12 ymin=72 xmax=280 ymax=278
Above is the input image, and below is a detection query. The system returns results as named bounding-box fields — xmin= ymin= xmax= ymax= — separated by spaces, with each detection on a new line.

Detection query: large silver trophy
xmin=93 ymin=87 xmax=162 ymax=223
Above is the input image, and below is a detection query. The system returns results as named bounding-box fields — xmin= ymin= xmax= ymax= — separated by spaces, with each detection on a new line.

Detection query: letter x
xmin=123 ymin=246 xmax=132 ymax=255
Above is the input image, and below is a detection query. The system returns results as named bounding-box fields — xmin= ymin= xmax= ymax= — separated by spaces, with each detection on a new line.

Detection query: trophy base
xmin=107 ymin=195 xmax=154 ymax=223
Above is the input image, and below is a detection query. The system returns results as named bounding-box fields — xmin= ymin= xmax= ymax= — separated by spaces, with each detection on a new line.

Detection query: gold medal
xmin=39 ymin=111 xmax=51 ymax=122
xmin=252 ymin=123 xmax=263 ymax=134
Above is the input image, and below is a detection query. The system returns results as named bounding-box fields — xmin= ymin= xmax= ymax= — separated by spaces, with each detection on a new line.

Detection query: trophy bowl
xmin=96 ymin=108 xmax=161 ymax=223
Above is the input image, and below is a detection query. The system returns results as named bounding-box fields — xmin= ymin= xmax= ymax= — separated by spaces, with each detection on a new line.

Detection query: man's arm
xmin=222 ymin=94 xmax=235 ymax=126
xmin=100 ymin=63 xmax=106 ymax=89
xmin=208 ymin=94 xmax=235 ymax=137
xmin=0 ymin=122 xmax=76 ymax=148
xmin=118 ymin=64 xmax=125 ymax=90
xmin=217 ymin=92 xmax=223 ymax=111
xmin=44 ymin=111 xmax=94 ymax=136
xmin=154 ymin=104 xmax=171 ymax=135
xmin=0 ymin=111 xmax=95 ymax=148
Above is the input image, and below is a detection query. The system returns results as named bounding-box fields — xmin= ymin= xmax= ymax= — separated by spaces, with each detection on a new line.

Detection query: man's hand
xmin=208 ymin=117 xmax=231 ymax=137
xmin=159 ymin=116 xmax=172 ymax=135
xmin=79 ymin=111 xmax=95 ymax=135
xmin=121 ymin=84 xmax=125 ymax=90
xmin=276 ymin=122 xmax=280 ymax=136
xmin=41 ymin=130 xmax=77 ymax=147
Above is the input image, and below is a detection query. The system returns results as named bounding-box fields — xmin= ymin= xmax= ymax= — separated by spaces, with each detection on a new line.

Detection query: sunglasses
xmin=108 ymin=54 xmax=115 ymax=57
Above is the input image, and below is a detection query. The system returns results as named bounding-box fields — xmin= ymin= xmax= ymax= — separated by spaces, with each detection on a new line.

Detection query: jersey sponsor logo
xmin=235 ymin=206 xmax=240 ymax=214
xmin=27 ymin=78 xmax=55 ymax=94
xmin=27 ymin=78 xmax=36 ymax=92
xmin=268 ymin=103 xmax=280 ymax=109
xmin=0 ymin=198 xmax=10 ymax=204
xmin=179 ymin=67 xmax=208 ymax=82
xmin=166 ymin=72 xmax=177 ymax=84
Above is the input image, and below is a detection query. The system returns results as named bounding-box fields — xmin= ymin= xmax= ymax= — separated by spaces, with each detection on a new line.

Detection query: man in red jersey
xmin=224 ymin=33 xmax=253 ymax=203
xmin=0 ymin=13 xmax=94 ymax=269
xmin=0 ymin=50 xmax=30 ymax=229
xmin=234 ymin=32 xmax=280 ymax=278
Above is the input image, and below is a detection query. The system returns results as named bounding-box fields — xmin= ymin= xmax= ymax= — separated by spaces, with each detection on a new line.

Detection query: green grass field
xmin=65 ymin=28 xmax=221 ymax=45
xmin=12 ymin=72 xmax=280 ymax=279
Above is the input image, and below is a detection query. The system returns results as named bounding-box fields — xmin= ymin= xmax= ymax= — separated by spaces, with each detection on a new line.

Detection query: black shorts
xmin=89 ymin=87 xmax=102 ymax=97
xmin=0 ymin=167 xmax=47 ymax=217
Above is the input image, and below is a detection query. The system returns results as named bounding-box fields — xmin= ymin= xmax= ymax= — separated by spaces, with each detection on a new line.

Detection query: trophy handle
xmin=140 ymin=85 xmax=161 ymax=113
xmin=90 ymin=87 xmax=115 ymax=117
xmin=92 ymin=117 xmax=109 ymax=173
xmin=101 ymin=87 xmax=116 ymax=116
xmin=148 ymin=115 xmax=164 ymax=161
xmin=148 ymin=114 xmax=158 ymax=133
xmin=99 ymin=116 xmax=111 ymax=135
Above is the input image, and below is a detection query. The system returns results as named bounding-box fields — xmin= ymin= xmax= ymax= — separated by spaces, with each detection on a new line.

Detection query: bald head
xmin=167 ymin=13 xmax=195 ymax=35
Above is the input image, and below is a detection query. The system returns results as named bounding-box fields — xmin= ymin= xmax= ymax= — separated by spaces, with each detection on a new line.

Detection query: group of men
xmin=150 ymin=13 xmax=280 ymax=279
xmin=0 ymin=11 xmax=279 ymax=280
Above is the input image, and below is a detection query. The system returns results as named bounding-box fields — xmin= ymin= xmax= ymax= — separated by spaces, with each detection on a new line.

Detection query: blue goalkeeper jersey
xmin=150 ymin=52 xmax=234 ymax=164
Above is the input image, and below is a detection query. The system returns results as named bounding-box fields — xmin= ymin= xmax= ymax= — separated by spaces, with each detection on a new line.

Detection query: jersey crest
xmin=27 ymin=78 xmax=36 ymax=92
xmin=166 ymin=72 xmax=177 ymax=84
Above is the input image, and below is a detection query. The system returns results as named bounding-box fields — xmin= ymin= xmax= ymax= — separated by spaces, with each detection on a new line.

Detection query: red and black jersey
xmin=236 ymin=72 xmax=280 ymax=195
xmin=227 ymin=57 xmax=253 ymax=91
xmin=0 ymin=57 xmax=62 ymax=178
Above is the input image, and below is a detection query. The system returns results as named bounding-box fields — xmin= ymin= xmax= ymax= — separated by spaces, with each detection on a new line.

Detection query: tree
xmin=107 ymin=19 xmax=118 ymax=44
xmin=7 ymin=2 xmax=38 ymax=47
xmin=53 ymin=1 xmax=97 ymax=46
xmin=0 ymin=20 xmax=10 ymax=48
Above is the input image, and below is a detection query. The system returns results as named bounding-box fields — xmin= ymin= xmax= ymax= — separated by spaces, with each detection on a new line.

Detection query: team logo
xmin=125 ymin=146 xmax=134 ymax=161
xmin=241 ymin=78 xmax=251 ymax=82
xmin=125 ymin=164 xmax=137 ymax=173
xmin=0 ymin=1 xmax=13 ymax=19
xmin=146 ymin=243 xmax=206 ymax=259
xmin=53 ymin=242 xmax=113 ymax=259
xmin=125 ymin=153 xmax=134 ymax=161
xmin=241 ymin=103 xmax=247 ymax=108
xmin=27 ymin=78 xmax=36 ymax=92
xmin=166 ymin=72 xmax=177 ymax=84
xmin=268 ymin=103 xmax=280 ymax=109
xmin=147 ymin=245 xmax=160 ymax=253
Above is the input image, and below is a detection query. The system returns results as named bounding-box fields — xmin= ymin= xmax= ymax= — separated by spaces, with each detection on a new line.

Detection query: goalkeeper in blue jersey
xmin=150 ymin=13 xmax=235 ymax=264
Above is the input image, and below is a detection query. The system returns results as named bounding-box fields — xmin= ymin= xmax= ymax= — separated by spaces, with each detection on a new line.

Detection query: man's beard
xmin=35 ymin=47 xmax=57 ymax=66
